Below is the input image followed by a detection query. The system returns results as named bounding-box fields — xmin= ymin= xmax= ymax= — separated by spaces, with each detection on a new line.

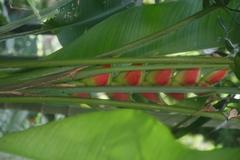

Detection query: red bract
xmin=115 ymin=64 xmax=143 ymax=86
xmin=82 ymin=73 xmax=110 ymax=86
xmin=201 ymin=69 xmax=228 ymax=86
xmin=168 ymin=93 xmax=186 ymax=100
xmin=111 ymin=93 xmax=130 ymax=101
xmin=141 ymin=93 xmax=159 ymax=103
xmin=174 ymin=68 xmax=200 ymax=86
xmin=82 ymin=65 xmax=111 ymax=86
xmin=147 ymin=69 xmax=172 ymax=85
xmin=124 ymin=70 xmax=142 ymax=86
xmin=94 ymin=74 xmax=110 ymax=86
xmin=116 ymin=69 xmax=143 ymax=86
xmin=72 ymin=93 xmax=90 ymax=98
xmin=168 ymin=68 xmax=199 ymax=101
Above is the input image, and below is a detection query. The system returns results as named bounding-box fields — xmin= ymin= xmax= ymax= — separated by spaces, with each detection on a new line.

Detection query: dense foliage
xmin=0 ymin=0 xmax=240 ymax=159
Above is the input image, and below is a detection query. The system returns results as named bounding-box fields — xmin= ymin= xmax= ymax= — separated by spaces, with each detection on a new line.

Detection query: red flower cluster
xmin=73 ymin=65 xmax=228 ymax=102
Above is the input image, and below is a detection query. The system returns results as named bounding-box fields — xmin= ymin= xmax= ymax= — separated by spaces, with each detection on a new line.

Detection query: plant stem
xmin=0 ymin=67 xmax=73 ymax=86
xmin=0 ymin=67 xmax=83 ymax=91
xmin=0 ymin=103 xmax=90 ymax=115
xmin=23 ymin=86 xmax=240 ymax=96
xmin=0 ymin=96 xmax=232 ymax=120
xmin=0 ymin=57 xmax=233 ymax=68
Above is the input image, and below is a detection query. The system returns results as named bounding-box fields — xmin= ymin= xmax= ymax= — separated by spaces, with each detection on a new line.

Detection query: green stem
xmin=0 ymin=57 xmax=232 ymax=68
xmin=0 ymin=96 xmax=231 ymax=120
xmin=23 ymin=86 xmax=240 ymax=96
xmin=99 ymin=6 xmax=220 ymax=57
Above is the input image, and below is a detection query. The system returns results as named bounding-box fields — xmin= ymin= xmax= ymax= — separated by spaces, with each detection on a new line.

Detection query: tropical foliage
xmin=0 ymin=0 xmax=240 ymax=159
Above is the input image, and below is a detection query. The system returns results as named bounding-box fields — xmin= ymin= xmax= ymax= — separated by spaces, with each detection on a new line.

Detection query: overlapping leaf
xmin=46 ymin=0 xmax=240 ymax=60
xmin=48 ymin=0 xmax=135 ymax=45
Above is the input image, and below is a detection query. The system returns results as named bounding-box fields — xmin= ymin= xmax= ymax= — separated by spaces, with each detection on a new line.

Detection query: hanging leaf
xmin=0 ymin=110 xmax=239 ymax=160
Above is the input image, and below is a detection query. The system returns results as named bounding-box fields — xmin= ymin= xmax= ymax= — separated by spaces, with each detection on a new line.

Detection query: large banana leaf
xmin=46 ymin=0 xmax=240 ymax=60
xmin=0 ymin=110 xmax=239 ymax=160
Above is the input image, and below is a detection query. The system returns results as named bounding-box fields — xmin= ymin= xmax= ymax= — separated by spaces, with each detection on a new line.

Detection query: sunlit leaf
xmin=0 ymin=110 xmax=239 ymax=160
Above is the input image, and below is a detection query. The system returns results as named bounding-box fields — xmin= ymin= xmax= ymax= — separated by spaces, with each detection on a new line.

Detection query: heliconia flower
xmin=167 ymin=93 xmax=186 ymax=100
xmin=146 ymin=69 xmax=172 ymax=85
xmin=72 ymin=93 xmax=90 ymax=98
xmin=174 ymin=68 xmax=200 ymax=86
xmin=167 ymin=68 xmax=199 ymax=101
xmin=111 ymin=93 xmax=130 ymax=101
xmin=200 ymin=69 xmax=228 ymax=87
xmin=82 ymin=73 xmax=110 ymax=86
xmin=115 ymin=70 xmax=143 ymax=86
xmin=141 ymin=93 xmax=160 ymax=103
xmin=82 ymin=65 xmax=111 ymax=86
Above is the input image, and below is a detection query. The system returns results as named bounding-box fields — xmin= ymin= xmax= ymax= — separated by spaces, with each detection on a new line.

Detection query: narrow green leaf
xmin=0 ymin=110 xmax=239 ymax=160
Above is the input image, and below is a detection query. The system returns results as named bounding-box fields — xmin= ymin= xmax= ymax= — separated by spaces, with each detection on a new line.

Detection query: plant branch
xmin=0 ymin=67 xmax=77 ymax=90
xmin=23 ymin=86 xmax=240 ymax=96
xmin=0 ymin=96 xmax=235 ymax=121
xmin=0 ymin=67 xmax=84 ymax=91
xmin=0 ymin=57 xmax=233 ymax=68
xmin=0 ymin=103 xmax=90 ymax=115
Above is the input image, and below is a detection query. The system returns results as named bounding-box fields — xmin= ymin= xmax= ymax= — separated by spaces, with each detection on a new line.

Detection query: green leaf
xmin=0 ymin=110 xmax=239 ymax=160
xmin=49 ymin=0 xmax=134 ymax=26
xmin=9 ymin=0 xmax=31 ymax=9
xmin=0 ymin=0 xmax=73 ymax=34
xmin=46 ymin=0 xmax=240 ymax=60
xmin=26 ymin=0 xmax=41 ymax=21
xmin=50 ymin=0 xmax=135 ymax=45
xmin=233 ymin=54 xmax=240 ymax=80
xmin=175 ymin=96 xmax=208 ymax=109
